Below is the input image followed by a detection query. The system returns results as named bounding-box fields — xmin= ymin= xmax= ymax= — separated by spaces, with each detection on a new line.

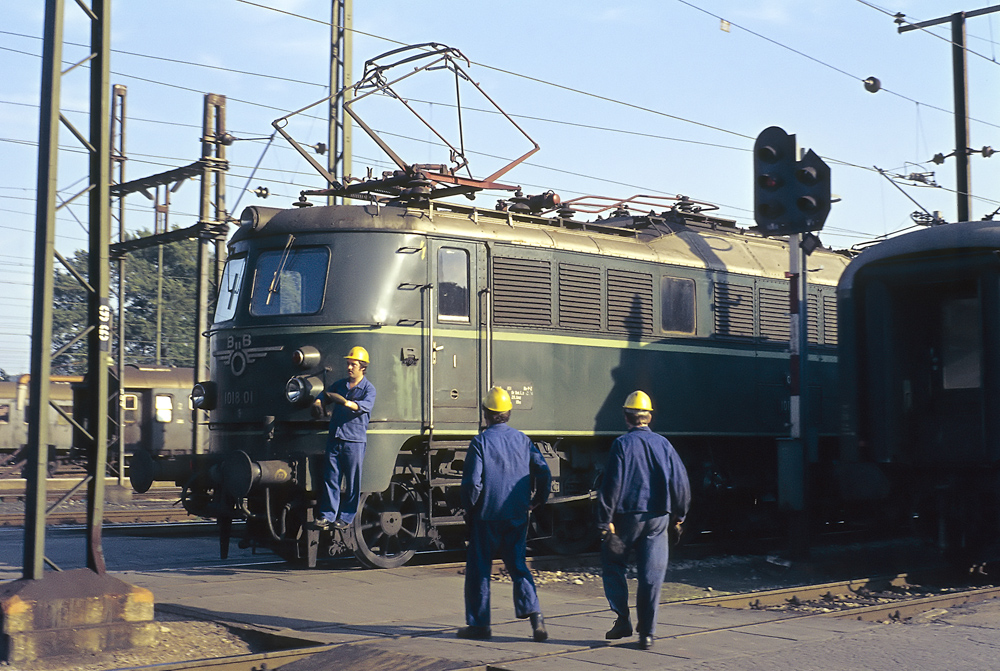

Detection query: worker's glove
xmin=668 ymin=519 xmax=684 ymax=546
xmin=600 ymin=524 xmax=625 ymax=557
xmin=603 ymin=531 xmax=626 ymax=558
xmin=327 ymin=392 xmax=347 ymax=405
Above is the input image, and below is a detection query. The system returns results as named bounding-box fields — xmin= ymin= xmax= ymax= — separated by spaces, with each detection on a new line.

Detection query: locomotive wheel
xmin=353 ymin=480 xmax=426 ymax=569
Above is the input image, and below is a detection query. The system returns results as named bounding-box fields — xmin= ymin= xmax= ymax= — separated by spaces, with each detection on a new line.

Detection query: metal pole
xmin=111 ymin=84 xmax=126 ymax=486
xmin=329 ymin=0 xmax=353 ymax=205
xmin=24 ymin=0 xmax=65 ymax=580
xmin=193 ymin=94 xmax=225 ymax=456
xmin=155 ymin=185 xmax=164 ymax=365
xmin=214 ymin=101 xmax=228 ymax=296
xmin=85 ymin=0 xmax=112 ymax=575
xmin=783 ymin=234 xmax=809 ymax=559
xmin=952 ymin=12 xmax=972 ymax=222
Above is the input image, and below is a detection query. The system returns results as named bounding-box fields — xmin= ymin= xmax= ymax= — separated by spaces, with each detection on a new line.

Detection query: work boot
xmin=529 ymin=613 xmax=548 ymax=642
xmin=639 ymin=634 xmax=654 ymax=650
xmin=605 ymin=615 xmax=633 ymax=639
xmin=456 ymin=625 xmax=492 ymax=640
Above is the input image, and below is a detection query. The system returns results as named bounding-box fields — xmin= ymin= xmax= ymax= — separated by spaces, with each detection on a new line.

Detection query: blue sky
xmin=2 ymin=1 xmax=1000 ymax=374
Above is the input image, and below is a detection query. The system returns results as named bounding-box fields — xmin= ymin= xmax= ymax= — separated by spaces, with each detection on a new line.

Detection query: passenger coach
xmin=838 ymin=220 xmax=1000 ymax=564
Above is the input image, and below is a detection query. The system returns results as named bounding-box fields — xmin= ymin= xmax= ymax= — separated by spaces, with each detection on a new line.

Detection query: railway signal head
xmin=753 ymin=126 xmax=831 ymax=237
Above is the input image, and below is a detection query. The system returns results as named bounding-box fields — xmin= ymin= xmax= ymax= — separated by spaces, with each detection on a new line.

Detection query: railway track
xmin=104 ymin=573 xmax=1000 ymax=671
xmin=684 ymin=573 xmax=1000 ymax=622
xmin=0 ymin=477 xmax=188 ymax=526
xmin=0 ymin=507 xmax=195 ymax=527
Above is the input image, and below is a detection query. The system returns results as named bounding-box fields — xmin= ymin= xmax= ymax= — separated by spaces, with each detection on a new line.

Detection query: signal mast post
xmin=782 ymin=235 xmax=810 ymax=559
xmin=752 ymin=126 xmax=831 ymax=560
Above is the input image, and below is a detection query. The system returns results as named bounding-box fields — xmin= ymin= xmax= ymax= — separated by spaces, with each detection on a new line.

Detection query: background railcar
xmin=135 ymin=196 xmax=852 ymax=568
xmin=0 ymin=375 xmax=78 ymax=475
xmin=838 ymin=220 xmax=1000 ymax=566
xmin=0 ymin=368 xmax=197 ymax=478
xmin=115 ymin=366 xmax=200 ymax=460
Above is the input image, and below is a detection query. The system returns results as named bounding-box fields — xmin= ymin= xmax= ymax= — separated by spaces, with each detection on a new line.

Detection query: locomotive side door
xmin=429 ymin=241 xmax=482 ymax=426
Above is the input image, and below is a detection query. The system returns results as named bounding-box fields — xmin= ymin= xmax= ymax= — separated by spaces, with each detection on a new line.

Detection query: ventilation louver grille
xmin=608 ymin=269 xmax=653 ymax=334
xmin=715 ymin=283 xmax=754 ymax=338
xmin=493 ymin=257 xmax=552 ymax=326
xmin=559 ymin=263 xmax=602 ymax=330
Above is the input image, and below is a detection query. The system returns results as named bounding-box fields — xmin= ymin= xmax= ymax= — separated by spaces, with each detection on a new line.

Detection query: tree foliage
xmin=51 ymin=229 xmax=216 ymax=375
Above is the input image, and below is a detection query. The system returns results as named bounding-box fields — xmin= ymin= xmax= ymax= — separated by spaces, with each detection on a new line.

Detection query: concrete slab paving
xmin=116 ymin=561 xmax=1000 ymax=671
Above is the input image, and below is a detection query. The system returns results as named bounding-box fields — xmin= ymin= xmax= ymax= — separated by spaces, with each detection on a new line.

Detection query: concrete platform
xmin=0 ymin=568 xmax=154 ymax=663
xmin=117 ymin=560 xmax=1000 ymax=671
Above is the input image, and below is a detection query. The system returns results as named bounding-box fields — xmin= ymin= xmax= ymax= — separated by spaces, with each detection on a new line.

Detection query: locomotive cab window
xmin=661 ymin=276 xmax=696 ymax=334
xmin=214 ymin=256 xmax=246 ymax=323
xmin=0 ymin=404 xmax=8 ymax=424
xmin=437 ymin=248 xmax=470 ymax=322
xmin=250 ymin=246 xmax=328 ymax=316
xmin=155 ymin=394 xmax=173 ymax=424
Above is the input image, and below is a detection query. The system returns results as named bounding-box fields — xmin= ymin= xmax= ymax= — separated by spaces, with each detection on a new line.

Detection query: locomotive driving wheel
xmin=353 ymin=480 xmax=426 ymax=569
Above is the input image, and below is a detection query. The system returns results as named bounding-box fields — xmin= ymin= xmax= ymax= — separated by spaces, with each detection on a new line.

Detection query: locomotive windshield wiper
xmin=266 ymin=234 xmax=296 ymax=306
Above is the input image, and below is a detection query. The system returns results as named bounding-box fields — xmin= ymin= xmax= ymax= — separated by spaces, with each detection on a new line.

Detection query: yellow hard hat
xmin=483 ymin=386 xmax=513 ymax=412
xmin=623 ymin=390 xmax=653 ymax=412
xmin=344 ymin=346 xmax=370 ymax=364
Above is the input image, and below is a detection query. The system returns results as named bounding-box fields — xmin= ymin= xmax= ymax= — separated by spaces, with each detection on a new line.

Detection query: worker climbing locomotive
xmin=130 ymin=44 xmax=852 ymax=568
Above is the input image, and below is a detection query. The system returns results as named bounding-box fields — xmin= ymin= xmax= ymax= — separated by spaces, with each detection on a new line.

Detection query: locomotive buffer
xmin=752 ymin=126 xmax=832 ymax=558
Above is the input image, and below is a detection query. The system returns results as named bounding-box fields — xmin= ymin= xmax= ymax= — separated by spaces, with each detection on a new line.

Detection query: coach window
xmin=54 ymin=404 xmax=72 ymax=425
xmin=661 ymin=276 xmax=696 ymax=334
xmin=214 ymin=256 xmax=246 ymax=323
xmin=155 ymin=394 xmax=173 ymax=423
xmin=942 ymin=297 xmax=982 ymax=389
xmin=121 ymin=393 xmax=138 ymax=425
xmin=0 ymin=404 xmax=8 ymax=424
xmin=250 ymin=247 xmax=329 ymax=316
xmin=438 ymin=248 xmax=470 ymax=322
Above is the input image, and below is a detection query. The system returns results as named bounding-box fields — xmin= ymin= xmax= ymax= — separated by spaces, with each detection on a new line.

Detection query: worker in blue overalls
xmin=596 ymin=390 xmax=691 ymax=651
xmin=458 ymin=386 xmax=551 ymax=642
xmin=317 ymin=346 xmax=376 ymax=531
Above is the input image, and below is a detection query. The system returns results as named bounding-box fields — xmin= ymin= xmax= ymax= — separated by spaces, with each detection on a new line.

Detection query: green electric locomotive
xmin=133 ymin=191 xmax=850 ymax=568
xmin=129 ymin=44 xmax=853 ymax=567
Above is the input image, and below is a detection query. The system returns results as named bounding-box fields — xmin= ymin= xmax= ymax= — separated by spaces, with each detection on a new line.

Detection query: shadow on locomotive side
xmin=130 ymin=193 xmax=860 ymax=569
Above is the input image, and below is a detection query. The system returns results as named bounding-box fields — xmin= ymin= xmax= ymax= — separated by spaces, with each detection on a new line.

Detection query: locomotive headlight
xmin=292 ymin=345 xmax=321 ymax=369
xmin=191 ymin=381 xmax=217 ymax=410
xmin=285 ymin=375 xmax=324 ymax=404
xmin=239 ymin=206 xmax=280 ymax=230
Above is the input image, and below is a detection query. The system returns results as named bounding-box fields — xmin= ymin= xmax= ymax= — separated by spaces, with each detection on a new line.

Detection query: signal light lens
xmin=796 ymin=166 xmax=819 ymax=186
xmin=756 ymin=145 xmax=780 ymax=162
xmin=758 ymin=202 xmax=785 ymax=218
xmin=797 ymin=195 xmax=819 ymax=212
xmin=758 ymin=174 xmax=781 ymax=190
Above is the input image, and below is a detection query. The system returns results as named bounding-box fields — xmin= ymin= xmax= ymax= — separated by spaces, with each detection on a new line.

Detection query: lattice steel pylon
xmin=26 ymin=0 xmax=112 ymax=579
